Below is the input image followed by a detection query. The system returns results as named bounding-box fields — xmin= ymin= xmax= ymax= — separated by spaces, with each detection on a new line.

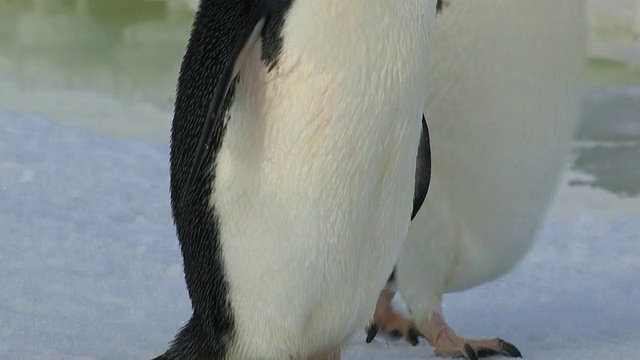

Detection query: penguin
xmin=153 ymin=1 xmax=437 ymax=359
xmin=365 ymin=1 xmax=587 ymax=359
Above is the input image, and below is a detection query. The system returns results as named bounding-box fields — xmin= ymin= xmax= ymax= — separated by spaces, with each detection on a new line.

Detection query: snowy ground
xmin=1 ymin=2 xmax=639 ymax=358
xmin=1 ymin=84 xmax=640 ymax=360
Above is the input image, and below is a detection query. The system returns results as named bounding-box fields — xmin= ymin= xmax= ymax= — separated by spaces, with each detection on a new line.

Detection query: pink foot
xmin=365 ymin=289 xmax=421 ymax=345
xmin=365 ymin=291 xmax=522 ymax=359
xmin=420 ymin=312 xmax=522 ymax=360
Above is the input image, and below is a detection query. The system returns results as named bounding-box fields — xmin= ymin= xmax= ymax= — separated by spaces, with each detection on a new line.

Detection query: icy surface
xmin=1 ymin=110 xmax=640 ymax=360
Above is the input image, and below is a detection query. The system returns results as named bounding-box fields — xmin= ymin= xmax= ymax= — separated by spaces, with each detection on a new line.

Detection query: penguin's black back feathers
xmin=160 ymin=1 xmax=292 ymax=359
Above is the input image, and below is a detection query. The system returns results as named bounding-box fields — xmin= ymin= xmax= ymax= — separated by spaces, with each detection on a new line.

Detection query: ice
xmin=1 ymin=106 xmax=639 ymax=359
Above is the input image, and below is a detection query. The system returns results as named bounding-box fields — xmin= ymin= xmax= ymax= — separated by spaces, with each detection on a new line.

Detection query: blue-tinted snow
xmin=1 ymin=110 xmax=639 ymax=359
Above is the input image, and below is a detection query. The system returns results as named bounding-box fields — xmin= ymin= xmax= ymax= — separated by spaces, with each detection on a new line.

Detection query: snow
xmin=1 ymin=92 xmax=640 ymax=359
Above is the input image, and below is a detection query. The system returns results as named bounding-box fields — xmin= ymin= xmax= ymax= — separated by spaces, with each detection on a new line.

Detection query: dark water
xmin=574 ymin=88 xmax=640 ymax=197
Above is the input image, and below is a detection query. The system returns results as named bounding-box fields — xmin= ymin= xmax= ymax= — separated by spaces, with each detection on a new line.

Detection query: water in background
xmin=589 ymin=0 xmax=640 ymax=66
xmin=0 ymin=0 xmax=639 ymax=198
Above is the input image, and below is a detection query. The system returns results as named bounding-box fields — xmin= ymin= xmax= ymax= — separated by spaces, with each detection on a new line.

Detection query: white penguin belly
xmin=398 ymin=0 xmax=586 ymax=299
xmin=211 ymin=2 xmax=435 ymax=358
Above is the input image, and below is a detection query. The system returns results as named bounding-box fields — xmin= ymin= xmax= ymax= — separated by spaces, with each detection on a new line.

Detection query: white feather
xmin=211 ymin=1 xmax=437 ymax=358
xmin=396 ymin=0 xmax=587 ymax=323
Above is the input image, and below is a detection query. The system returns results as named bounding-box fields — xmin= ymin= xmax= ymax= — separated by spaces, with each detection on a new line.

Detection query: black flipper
xmin=185 ymin=0 xmax=272 ymax=197
xmin=159 ymin=1 xmax=274 ymax=359
xmin=411 ymin=115 xmax=431 ymax=220
xmin=387 ymin=115 xmax=431 ymax=288
xmin=436 ymin=0 xmax=449 ymax=13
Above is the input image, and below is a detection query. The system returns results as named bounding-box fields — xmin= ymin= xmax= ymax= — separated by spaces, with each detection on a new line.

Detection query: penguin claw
xmin=496 ymin=338 xmax=523 ymax=358
xmin=365 ymin=321 xmax=379 ymax=343
xmin=422 ymin=312 xmax=523 ymax=359
xmin=405 ymin=326 xmax=422 ymax=346
xmin=365 ymin=320 xmax=422 ymax=346
xmin=475 ymin=347 xmax=498 ymax=358
xmin=472 ymin=338 xmax=522 ymax=358
xmin=463 ymin=343 xmax=479 ymax=360
xmin=366 ymin=289 xmax=421 ymax=344
xmin=432 ymin=337 xmax=523 ymax=359
xmin=432 ymin=336 xmax=523 ymax=359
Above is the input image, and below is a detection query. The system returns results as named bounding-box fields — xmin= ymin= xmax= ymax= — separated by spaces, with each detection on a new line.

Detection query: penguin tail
xmin=153 ymin=314 xmax=229 ymax=360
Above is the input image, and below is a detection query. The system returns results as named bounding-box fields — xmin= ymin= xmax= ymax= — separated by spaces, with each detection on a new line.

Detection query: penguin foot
xmin=365 ymin=291 xmax=521 ymax=359
xmin=420 ymin=312 xmax=522 ymax=360
xmin=364 ymin=289 xmax=421 ymax=346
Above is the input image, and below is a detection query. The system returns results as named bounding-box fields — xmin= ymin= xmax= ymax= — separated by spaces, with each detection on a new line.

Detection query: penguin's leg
xmin=365 ymin=272 xmax=421 ymax=346
xmin=366 ymin=283 xmax=522 ymax=360
xmin=365 ymin=115 xmax=430 ymax=346
xmin=365 ymin=134 xmax=521 ymax=360
xmin=417 ymin=310 xmax=522 ymax=360
xmin=374 ymin=234 xmax=523 ymax=360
